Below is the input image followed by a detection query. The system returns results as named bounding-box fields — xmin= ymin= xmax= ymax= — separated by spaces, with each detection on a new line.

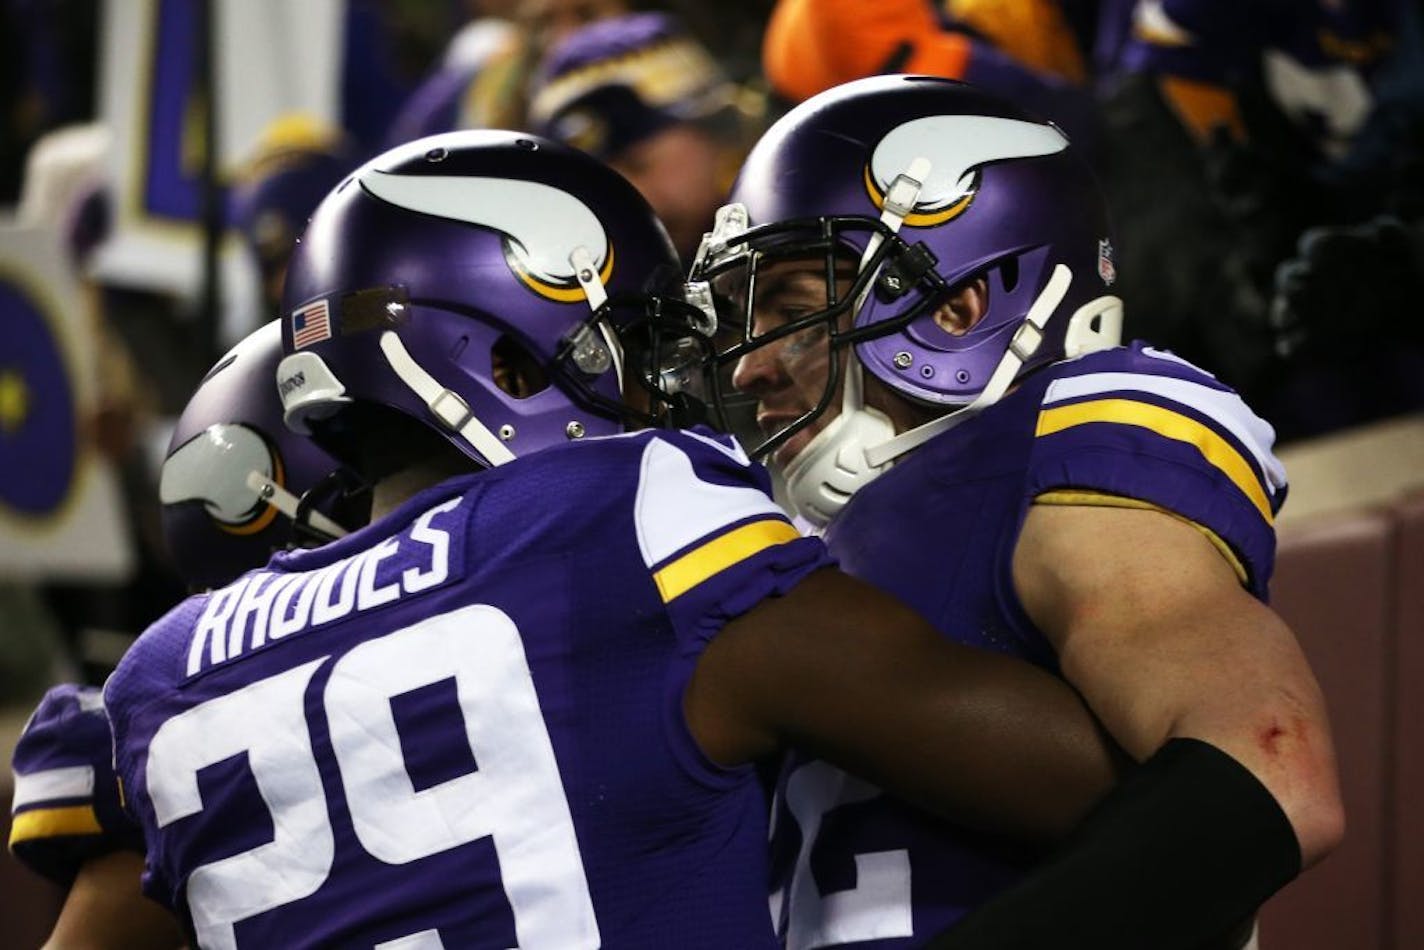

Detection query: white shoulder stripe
xmin=13 ymin=765 xmax=95 ymax=810
xmin=1044 ymin=371 xmax=1287 ymax=494
xmin=634 ymin=438 xmax=785 ymax=568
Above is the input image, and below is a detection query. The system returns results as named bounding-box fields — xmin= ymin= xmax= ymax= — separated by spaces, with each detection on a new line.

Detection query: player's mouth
xmin=757 ymin=411 xmax=815 ymax=469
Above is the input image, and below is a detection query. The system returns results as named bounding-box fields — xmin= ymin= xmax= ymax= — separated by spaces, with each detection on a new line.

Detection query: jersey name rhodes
xmin=185 ymin=497 xmax=465 ymax=677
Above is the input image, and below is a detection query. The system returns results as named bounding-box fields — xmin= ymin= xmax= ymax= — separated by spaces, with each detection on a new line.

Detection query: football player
xmin=158 ymin=319 xmax=367 ymax=590
xmin=9 ymin=684 xmax=185 ymax=949
xmin=9 ymin=320 xmax=365 ymax=949
xmin=690 ymin=75 xmax=1344 ymax=947
xmin=95 ymin=130 xmax=1129 ymax=948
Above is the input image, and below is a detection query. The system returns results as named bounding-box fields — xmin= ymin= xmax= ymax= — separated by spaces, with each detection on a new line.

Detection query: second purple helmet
xmin=276 ymin=129 xmax=718 ymax=468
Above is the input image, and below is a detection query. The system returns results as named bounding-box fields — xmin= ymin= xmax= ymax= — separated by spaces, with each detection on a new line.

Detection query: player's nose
xmin=730 ymin=339 xmax=789 ymax=397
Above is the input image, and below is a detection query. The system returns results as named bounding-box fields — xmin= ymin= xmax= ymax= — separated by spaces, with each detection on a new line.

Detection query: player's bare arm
xmin=43 ymin=851 xmax=185 ymax=950
xmin=1013 ymin=501 xmax=1345 ymax=865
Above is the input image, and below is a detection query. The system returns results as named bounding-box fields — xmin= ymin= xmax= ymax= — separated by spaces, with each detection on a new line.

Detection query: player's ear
xmin=491 ymin=335 xmax=549 ymax=398
xmin=932 ymin=275 xmax=990 ymax=336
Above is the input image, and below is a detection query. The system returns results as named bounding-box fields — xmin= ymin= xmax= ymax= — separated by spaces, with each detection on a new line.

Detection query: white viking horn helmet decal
xmin=866 ymin=115 xmax=1069 ymax=226
xmin=159 ymin=424 xmax=281 ymax=531
xmin=360 ymin=169 xmax=614 ymax=301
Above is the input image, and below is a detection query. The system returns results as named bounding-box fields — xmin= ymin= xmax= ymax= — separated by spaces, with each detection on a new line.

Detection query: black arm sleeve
xmin=927 ymin=738 xmax=1301 ymax=950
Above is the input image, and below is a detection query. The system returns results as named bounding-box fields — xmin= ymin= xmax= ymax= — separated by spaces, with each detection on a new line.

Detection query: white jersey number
xmin=146 ymin=605 xmax=599 ymax=950
xmin=774 ymin=761 xmax=913 ymax=949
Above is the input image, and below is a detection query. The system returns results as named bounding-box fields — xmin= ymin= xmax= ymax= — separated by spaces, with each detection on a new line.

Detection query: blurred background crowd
xmin=2 ymin=0 xmax=1423 ymax=700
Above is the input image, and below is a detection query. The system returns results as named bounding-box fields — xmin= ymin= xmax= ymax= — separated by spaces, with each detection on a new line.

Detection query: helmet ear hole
xmin=492 ymin=335 xmax=550 ymax=399
xmin=999 ymin=256 xmax=1020 ymax=294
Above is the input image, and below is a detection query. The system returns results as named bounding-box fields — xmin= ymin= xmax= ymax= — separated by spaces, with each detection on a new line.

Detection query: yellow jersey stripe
xmin=1034 ymin=489 xmax=1250 ymax=585
xmin=8 ymin=805 xmax=102 ymax=845
xmin=1036 ymin=398 xmax=1273 ymax=524
xmin=653 ymin=519 xmax=801 ymax=603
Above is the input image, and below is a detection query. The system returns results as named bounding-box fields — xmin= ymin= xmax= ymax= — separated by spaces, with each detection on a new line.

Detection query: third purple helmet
xmin=160 ymin=321 xmax=365 ymax=589
xmin=689 ymin=75 xmax=1123 ymax=525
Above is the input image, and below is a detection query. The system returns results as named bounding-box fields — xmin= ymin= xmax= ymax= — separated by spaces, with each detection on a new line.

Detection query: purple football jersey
xmin=9 ymin=684 xmax=141 ymax=885
xmin=770 ymin=342 xmax=1286 ymax=947
xmin=105 ymin=428 xmax=831 ymax=949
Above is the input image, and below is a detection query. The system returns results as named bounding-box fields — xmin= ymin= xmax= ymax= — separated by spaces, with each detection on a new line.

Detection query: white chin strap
xmin=377 ymin=331 xmax=516 ymax=466
xmin=864 ymin=276 xmax=1123 ymax=468
xmin=244 ymin=471 xmax=349 ymax=539
xmin=863 ymin=263 xmax=1075 ymax=468
xmin=781 ymin=398 xmax=897 ymax=530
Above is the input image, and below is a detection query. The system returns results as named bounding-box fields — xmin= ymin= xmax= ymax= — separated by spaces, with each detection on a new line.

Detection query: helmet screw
xmin=516 ymin=138 xmax=539 ymax=151
xmin=498 ymin=424 xmax=515 ymax=441
xmin=259 ymin=483 xmax=275 ymax=498
xmin=956 ymin=369 xmax=971 ymax=384
xmin=566 ymin=421 xmax=586 ymax=439
xmin=882 ymin=273 xmax=903 ymax=292
xmin=893 ymin=351 xmax=913 ymax=369
xmin=578 ymin=269 xmax=594 ymax=283
xmin=920 ymin=365 xmax=935 ymax=379
xmin=424 ymin=147 xmax=447 ymax=162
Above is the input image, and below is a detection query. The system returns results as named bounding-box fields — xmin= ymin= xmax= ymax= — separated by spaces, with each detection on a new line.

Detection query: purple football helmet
xmin=276 ymin=129 xmax=717 ymax=469
xmin=160 ymin=321 xmax=365 ymax=590
xmin=689 ymin=75 xmax=1123 ymax=525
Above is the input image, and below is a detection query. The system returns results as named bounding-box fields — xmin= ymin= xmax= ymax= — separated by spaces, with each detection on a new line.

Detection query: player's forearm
xmin=43 ymin=851 xmax=186 ymax=950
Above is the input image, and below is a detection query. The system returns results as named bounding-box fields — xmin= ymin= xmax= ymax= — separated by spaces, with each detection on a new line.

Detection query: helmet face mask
xmin=695 ymin=214 xmax=949 ymax=461
xmin=276 ymin=130 xmax=723 ymax=470
xmin=552 ymin=289 xmax=724 ymax=432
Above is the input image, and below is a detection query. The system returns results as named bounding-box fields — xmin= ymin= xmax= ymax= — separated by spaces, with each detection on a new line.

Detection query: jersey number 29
xmin=145 ymin=604 xmax=600 ymax=950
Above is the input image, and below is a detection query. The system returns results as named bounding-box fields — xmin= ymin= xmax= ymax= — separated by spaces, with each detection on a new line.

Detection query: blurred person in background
xmin=8 ymin=122 xmax=190 ymax=687
xmin=1 ymin=124 xmax=119 ymax=701
xmin=527 ymin=10 xmax=757 ymax=260
xmin=383 ymin=0 xmax=632 ymax=148
xmin=230 ymin=117 xmax=359 ymax=324
xmin=760 ymin=0 xmax=1103 ymax=154
xmin=1095 ymin=0 xmax=1424 ymax=441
